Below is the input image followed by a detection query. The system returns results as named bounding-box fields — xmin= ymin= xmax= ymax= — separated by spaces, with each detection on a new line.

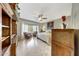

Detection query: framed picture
xmin=47 ymin=21 xmax=54 ymax=29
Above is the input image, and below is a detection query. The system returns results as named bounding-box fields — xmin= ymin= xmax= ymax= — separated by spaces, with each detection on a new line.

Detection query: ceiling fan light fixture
xmin=38 ymin=17 xmax=42 ymax=21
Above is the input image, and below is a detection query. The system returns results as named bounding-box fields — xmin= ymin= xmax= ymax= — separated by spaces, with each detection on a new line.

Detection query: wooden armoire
xmin=51 ymin=29 xmax=74 ymax=56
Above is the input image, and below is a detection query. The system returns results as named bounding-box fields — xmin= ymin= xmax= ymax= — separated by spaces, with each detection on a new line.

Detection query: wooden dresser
xmin=51 ymin=29 xmax=75 ymax=56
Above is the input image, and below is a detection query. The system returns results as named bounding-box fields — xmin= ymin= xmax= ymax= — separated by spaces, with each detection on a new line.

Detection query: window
xmin=22 ymin=23 xmax=28 ymax=35
xmin=22 ymin=23 xmax=39 ymax=34
xmin=33 ymin=26 xmax=37 ymax=32
xmin=33 ymin=26 xmax=39 ymax=32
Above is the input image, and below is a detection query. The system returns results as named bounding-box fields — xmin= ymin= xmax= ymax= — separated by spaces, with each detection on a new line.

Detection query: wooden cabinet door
xmin=51 ymin=29 xmax=74 ymax=56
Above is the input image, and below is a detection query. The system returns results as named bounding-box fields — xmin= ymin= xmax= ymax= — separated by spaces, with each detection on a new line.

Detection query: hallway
xmin=16 ymin=37 xmax=51 ymax=56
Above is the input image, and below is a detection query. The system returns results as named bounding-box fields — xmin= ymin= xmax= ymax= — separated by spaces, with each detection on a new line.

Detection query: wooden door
xmin=51 ymin=29 xmax=74 ymax=56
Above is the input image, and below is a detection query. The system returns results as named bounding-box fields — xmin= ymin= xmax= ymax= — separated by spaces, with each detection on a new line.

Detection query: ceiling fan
xmin=37 ymin=14 xmax=47 ymax=21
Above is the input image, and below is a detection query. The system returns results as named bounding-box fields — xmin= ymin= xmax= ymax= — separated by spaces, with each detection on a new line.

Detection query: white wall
xmin=54 ymin=16 xmax=73 ymax=29
xmin=72 ymin=3 xmax=79 ymax=29
xmin=39 ymin=16 xmax=72 ymax=31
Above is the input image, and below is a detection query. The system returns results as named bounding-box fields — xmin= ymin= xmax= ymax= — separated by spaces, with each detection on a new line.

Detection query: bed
xmin=37 ymin=32 xmax=51 ymax=45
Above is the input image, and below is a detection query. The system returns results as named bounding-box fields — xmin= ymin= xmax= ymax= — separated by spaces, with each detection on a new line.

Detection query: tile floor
xmin=16 ymin=37 xmax=51 ymax=56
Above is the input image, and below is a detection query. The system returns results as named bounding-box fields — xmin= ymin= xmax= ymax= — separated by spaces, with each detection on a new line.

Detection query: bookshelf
xmin=2 ymin=9 xmax=11 ymax=55
xmin=0 ymin=3 xmax=17 ymax=56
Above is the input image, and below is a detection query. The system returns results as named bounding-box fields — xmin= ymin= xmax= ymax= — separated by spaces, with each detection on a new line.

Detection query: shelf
xmin=11 ymin=34 xmax=16 ymax=44
xmin=2 ymin=46 xmax=8 ymax=55
xmin=0 ymin=25 xmax=9 ymax=28
xmin=2 ymin=25 xmax=9 ymax=28
xmin=2 ymin=45 xmax=10 ymax=56
xmin=0 ymin=3 xmax=17 ymax=56
xmin=11 ymin=34 xmax=16 ymax=39
xmin=2 ymin=36 xmax=10 ymax=42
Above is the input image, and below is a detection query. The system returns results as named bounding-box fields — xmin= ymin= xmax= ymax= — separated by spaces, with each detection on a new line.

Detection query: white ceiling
xmin=19 ymin=3 xmax=72 ymax=23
